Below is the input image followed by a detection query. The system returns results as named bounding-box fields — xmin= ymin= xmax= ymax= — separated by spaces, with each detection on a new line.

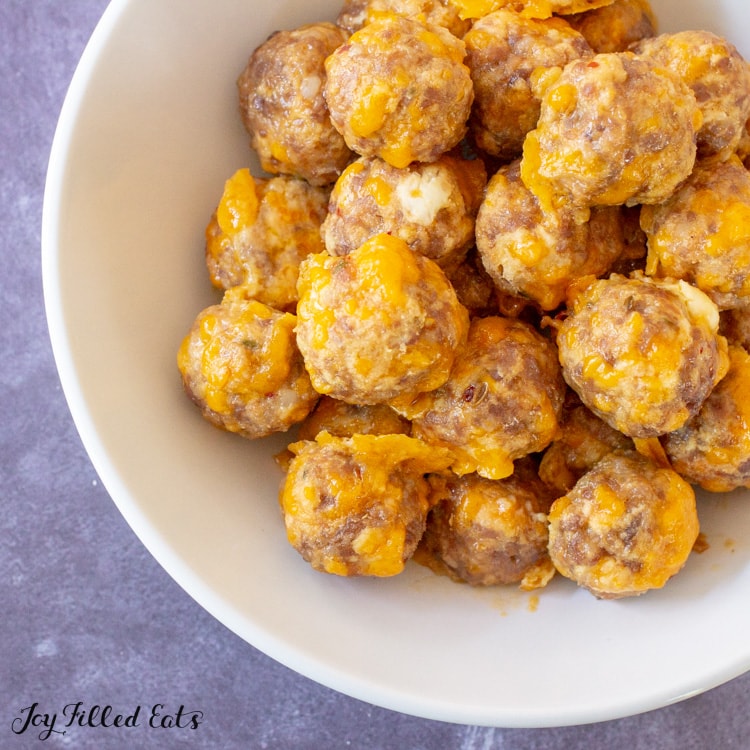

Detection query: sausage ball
xmin=565 ymin=0 xmax=657 ymax=53
xmin=661 ymin=345 xmax=750 ymax=493
xmin=237 ymin=22 xmax=352 ymax=186
xmin=421 ymin=463 xmax=555 ymax=587
xmin=205 ymin=169 xmax=329 ymax=310
xmin=720 ymin=307 xmax=750 ymax=352
xmin=476 ymin=159 xmax=632 ymax=310
xmin=450 ymin=0 xmax=617 ymax=20
xmin=402 ymin=316 xmax=566 ymax=479
xmin=279 ymin=432 xmax=454 ymax=576
xmin=538 ymin=397 xmax=633 ymax=495
xmin=641 ymin=156 xmax=750 ymax=311
xmin=521 ymin=52 xmax=701 ymax=215
xmin=632 ymin=30 xmax=750 ymax=160
xmin=177 ymin=287 xmax=319 ymax=439
xmin=556 ymin=273 xmax=729 ymax=437
xmin=548 ymin=450 xmax=700 ymax=598
xmin=464 ymin=10 xmax=592 ymax=160
xmin=323 ymin=15 xmax=474 ymax=168
xmin=297 ymin=396 xmax=411 ymax=440
xmin=295 ymin=233 xmax=469 ymax=405
xmin=322 ymin=153 xmax=486 ymax=268
xmin=336 ymin=0 xmax=471 ymax=37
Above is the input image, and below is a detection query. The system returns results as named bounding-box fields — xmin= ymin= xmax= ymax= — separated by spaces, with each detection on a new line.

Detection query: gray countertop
xmin=2 ymin=1 xmax=749 ymax=748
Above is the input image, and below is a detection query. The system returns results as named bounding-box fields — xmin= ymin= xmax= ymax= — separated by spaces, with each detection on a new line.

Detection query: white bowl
xmin=43 ymin=0 xmax=750 ymax=727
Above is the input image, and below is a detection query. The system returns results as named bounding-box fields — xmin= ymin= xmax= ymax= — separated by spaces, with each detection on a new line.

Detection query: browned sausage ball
xmin=295 ymin=233 xmax=469 ymax=405
xmin=177 ymin=286 xmax=319 ymax=439
xmin=464 ymin=10 xmax=592 ymax=160
xmin=401 ymin=315 xmax=566 ymax=479
xmin=322 ymin=153 xmax=486 ymax=268
xmin=632 ymin=30 xmax=750 ymax=160
xmin=556 ymin=273 xmax=729 ymax=437
xmin=323 ymin=15 xmax=474 ymax=168
xmin=421 ymin=463 xmax=555 ymax=587
xmin=279 ymin=432 xmax=454 ymax=576
xmin=205 ymin=170 xmax=328 ymax=310
xmin=641 ymin=156 xmax=750 ymax=311
xmin=565 ymin=0 xmax=657 ymax=53
xmin=476 ymin=159 xmax=632 ymax=310
xmin=548 ymin=450 xmax=699 ymax=598
xmin=661 ymin=345 xmax=750 ymax=493
xmin=538 ymin=397 xmax=633 ymax=494
xmin=521 ymin=52 xmax=701 ymax=215
xmin=237 ymin=22 xmax=352 ymax=186
xmin=297 ymin=396 xmax=411 ymax=440
xmin=337 ymin=0 xmax=471 ymax=37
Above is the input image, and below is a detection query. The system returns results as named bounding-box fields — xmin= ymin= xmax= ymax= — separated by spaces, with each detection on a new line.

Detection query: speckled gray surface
xmin=3 ymin=1 xmax=750 ymax=748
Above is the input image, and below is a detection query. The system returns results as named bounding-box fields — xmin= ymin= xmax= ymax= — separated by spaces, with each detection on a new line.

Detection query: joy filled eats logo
xmin=11 ymin=701 xmax=203 ymax=741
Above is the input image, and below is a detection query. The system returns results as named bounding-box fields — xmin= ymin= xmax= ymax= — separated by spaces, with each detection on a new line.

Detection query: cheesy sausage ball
xmin=337 ymin=0 xmax=471 ymax=37
xmin=464 ymin=10 xmax=592 ymax=160
xmin=421 ymin=464 xmax=555 ymax=587
xmin=548 ymin=450 xmax=699 ymax=598
xmin=476 ymin=159 xmax=631 ymax=310
xmin=402 ymin=316 xmax=566 ymax=479
xmin=323 ymin=15 xmax=474 ymax=168
xmin=297 ymin=396 xmax=411 ymax=440
xmin=237 ymin=23 xmax=351 ymax=186
xmin=720 ymin=307 xmax=750 ymax=352
xmin=322 ymin=154 xmax=486 ymax=269
xmin=641 ymin=156 xmax=750 ymax=311
xmin=205 ymin=170 xmax=328 ymax=310
xmin=177 ymin=287 xmax=319 ymax=439
xmin=280 ymin=432 xmax=454 ymax=576
xmin=538 ymin=398 xmax=633 ymax=495
xmin=521 ymin=52 xmax=701 ymax=215
xmin=632 ymin=30 xmax=750 ymax=160
xmin=661 ymin=345 xmax=750 ymax=493
xmin=556 ymin=273 xmax=729 ymax=437
xmin=565 ymin=0 xmax=657 ymax=53
xmin=450 ymin=0 xmax=617 ymax=20
xmin=296 ymin=234 xmax=469 ymax=405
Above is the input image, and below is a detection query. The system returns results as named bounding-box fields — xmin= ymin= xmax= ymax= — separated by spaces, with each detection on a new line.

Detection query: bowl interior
xmin=43 ymin=0 xmax=750 ymax=727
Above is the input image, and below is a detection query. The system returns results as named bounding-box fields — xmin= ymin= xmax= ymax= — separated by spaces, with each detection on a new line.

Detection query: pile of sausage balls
xmin=177 ymin=0 xmax=750 ymax=599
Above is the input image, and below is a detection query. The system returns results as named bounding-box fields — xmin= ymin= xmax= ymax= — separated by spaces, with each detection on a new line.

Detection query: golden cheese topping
xmin=280 ymin=433 xmax=454 ymax=576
